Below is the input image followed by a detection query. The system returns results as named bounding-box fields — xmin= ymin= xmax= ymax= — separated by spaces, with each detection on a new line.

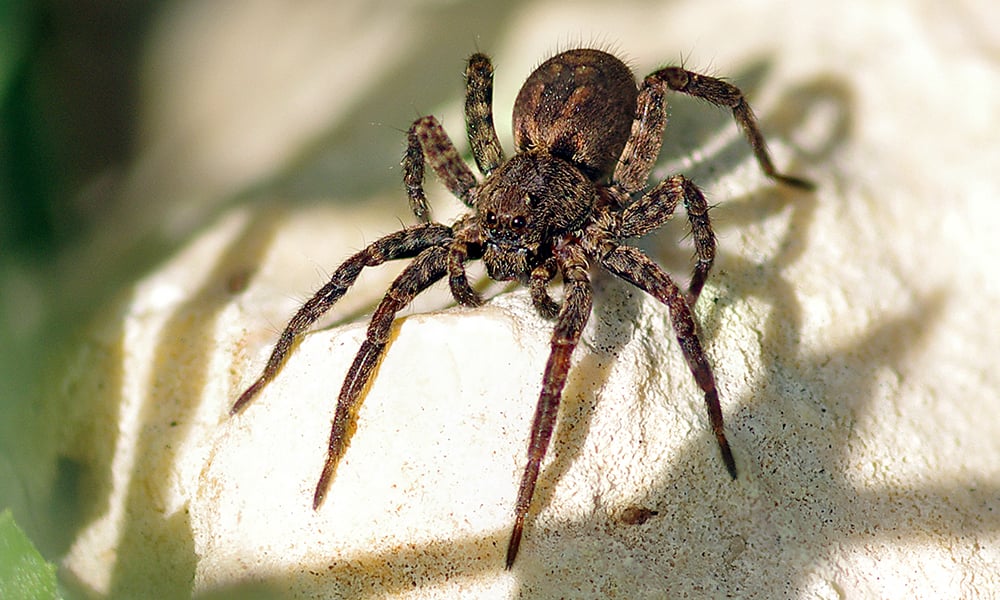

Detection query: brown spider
xmin=231 ymin=48 xmax=812 ymax=569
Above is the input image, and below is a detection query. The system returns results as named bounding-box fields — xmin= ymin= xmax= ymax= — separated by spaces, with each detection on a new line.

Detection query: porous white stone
xmin=51 ymin=1 xmax=1000 ymax=598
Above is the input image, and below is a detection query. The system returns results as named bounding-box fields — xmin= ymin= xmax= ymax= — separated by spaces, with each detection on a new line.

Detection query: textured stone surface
xmin=47 ymin=1 xmax=1000 ymax=598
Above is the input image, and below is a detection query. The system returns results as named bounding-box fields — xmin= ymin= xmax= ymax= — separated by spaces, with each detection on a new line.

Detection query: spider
xmin=231 ymin=48 xmax=812 ymax=569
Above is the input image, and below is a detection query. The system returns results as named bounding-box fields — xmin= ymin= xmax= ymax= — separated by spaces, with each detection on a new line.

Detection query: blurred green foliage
xmin=1 ymin=2 xmax=162 ymax=595
xmin=0 ymin=0 xmax=161 ymax=260
xmin=1 ymin=0 xmax=61 ymax=258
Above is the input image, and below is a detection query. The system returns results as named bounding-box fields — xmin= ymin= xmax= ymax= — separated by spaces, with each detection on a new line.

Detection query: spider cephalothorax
xmin=231 ymin=48 xmax=812 ymax=569
xmin=476 ymin=152 xmax=595 ymax=281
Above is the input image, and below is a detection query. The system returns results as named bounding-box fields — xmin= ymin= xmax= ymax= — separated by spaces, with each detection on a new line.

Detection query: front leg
xmin=313 ymin=245 xmax=449 ymax=509
xmin=231 ymin=223 xmax=453 ymax=415
xmin=506 ymin=242 xmax=592 ymax=569
xmin=465 ymin=53 xmax=505 ymax=176
xmin=403 ymin=115 xmax=478 ymax=222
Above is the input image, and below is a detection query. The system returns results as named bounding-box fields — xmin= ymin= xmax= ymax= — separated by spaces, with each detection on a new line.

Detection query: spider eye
xmin=485 ymin=211 xmax=498 ymax=226
xmin=511 ymin=216 xmax=527 ymax=230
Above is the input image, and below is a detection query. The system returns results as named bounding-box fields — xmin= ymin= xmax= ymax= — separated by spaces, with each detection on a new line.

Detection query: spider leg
xmin=615 ymin=66 xmax=814 ymax=192
xmin=618 ymin=175 xmax=716 ymax=305
xmin=465 ymin=53 xmax=505 ymax=176
xmin=230 ymin=223 xmax=453 ymax=415
xmin=314 ymin=245 xmax=449 ymax=509
xmin=615 ymin=75 xmax=668 ymax=192
xmin=403 ymin=116 xmax=478 ymax=222
xmin=506 ymin=242 xmax=592 ymax=569
xmin=600 ymin=243 xmax=737 ymax=480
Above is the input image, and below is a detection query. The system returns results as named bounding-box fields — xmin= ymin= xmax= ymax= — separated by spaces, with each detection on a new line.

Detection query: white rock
xmin=49 ymin=1 xmax=1000 ymax=598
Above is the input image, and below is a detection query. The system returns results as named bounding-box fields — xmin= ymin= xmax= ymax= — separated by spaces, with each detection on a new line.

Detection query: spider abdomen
xmin=513 ymin=49 xmax=638 ymax=181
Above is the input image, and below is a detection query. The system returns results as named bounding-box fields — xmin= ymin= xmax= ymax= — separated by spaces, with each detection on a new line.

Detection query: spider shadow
xmin=503 ymin=169 xmax=997 ymax=596
xmin=489 ymin=69 xmax=998 ymax=596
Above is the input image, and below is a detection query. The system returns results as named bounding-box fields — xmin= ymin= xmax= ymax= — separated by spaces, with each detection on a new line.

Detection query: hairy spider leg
xmin=506 ymin=242 xmax=593 ymax=569
xmin=465 ymin=53 xmax=505 ymax=176
xmin=616 ymin=66 xmax=815 ymax=192
xmin=600 ymin=244 xmax=737 ymax=480
xmin=314 ymin=245 xmax=450 ymax=509
xmin=230 ymin=223 xmax=452 ymax=415
xmin=403 ymin=116 xmax=477 ymax=223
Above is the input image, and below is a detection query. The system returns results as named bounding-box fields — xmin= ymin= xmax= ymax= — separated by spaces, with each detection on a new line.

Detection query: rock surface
xmin=46 ymin=1 xmax=1000 ymax=598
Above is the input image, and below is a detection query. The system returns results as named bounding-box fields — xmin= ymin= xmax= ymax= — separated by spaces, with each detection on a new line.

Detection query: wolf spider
xmin=231 ymin=48 xmax=812 ymax=569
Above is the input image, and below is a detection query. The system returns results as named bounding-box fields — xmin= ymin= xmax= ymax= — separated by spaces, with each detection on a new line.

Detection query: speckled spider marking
xmin=232 ymin=48 xmax=812 ymax=568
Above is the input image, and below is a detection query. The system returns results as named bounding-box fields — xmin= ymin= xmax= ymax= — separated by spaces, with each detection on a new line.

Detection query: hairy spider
xmin=231 ymin=48 xmax=812 ymax=569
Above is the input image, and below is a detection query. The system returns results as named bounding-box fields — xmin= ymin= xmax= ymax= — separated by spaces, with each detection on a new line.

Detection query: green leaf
xmin=0 ymin=509 xmax=60 ymax=600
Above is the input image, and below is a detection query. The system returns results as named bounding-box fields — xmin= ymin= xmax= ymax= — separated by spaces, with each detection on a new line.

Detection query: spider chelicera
xmin=231 ymin=48 xmax=812 ymax=569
